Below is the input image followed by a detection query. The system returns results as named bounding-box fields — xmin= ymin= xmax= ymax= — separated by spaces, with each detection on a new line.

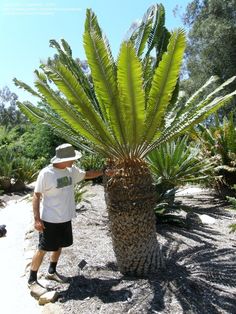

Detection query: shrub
xmin=193 ymin=113 xmax=236 ymax=196
xmin=79 ymin=153 xmax=105 ymax=183
xmin=146 ymin=136 xmax=214 ymax=204
xmin=0 ymin=146 xmax=39 ymax=192
xmin=227 ymin=185 xmax=236 ymax=232
xmin=74 ymin=180 xmax=91 ymax=206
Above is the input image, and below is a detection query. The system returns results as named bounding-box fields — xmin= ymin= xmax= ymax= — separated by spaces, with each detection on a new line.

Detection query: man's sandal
xmin=28 ymin=281 xmax=48 ymax=299
xmin=45 ymin=271 xmax=69 ymax=283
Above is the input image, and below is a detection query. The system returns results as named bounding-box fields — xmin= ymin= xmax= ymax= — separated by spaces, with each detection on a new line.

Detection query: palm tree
xmin=14 ymin=4 xmax=236 ymax=276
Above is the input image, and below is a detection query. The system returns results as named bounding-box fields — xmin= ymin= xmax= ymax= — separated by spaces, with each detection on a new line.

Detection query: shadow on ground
xmin=54 ymin=189 xmax=236 ymax=313
xmin=148 ymin=243 xmax=236 ymax=313
xmin=59 ymin=229 xmax=236 ymax=313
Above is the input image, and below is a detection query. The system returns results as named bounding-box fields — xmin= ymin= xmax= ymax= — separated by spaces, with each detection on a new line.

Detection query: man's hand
xmin=34 ymin=219 xmax=45 ymax=232
xmin=104 ymin=168 xmax=114 ymax=177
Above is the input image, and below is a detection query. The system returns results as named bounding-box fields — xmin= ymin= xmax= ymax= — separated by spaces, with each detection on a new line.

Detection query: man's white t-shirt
xmin=34 ymin=165 xmax=85 ymax=223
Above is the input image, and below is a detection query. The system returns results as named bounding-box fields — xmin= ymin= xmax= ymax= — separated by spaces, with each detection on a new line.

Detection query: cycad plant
xmin=146 ymin=136 xmax=214 ymax=200
xmin=227 ymin=187 xmax=236 ymax=233
xmin=14 ymin=4 xmax=236 ymax=276
xmin=193 ymin=113 xmax=236 ymax=195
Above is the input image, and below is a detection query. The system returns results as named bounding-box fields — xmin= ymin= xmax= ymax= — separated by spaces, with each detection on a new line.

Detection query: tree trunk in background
xmin=104 ymin=159 xmax=163 ymax=276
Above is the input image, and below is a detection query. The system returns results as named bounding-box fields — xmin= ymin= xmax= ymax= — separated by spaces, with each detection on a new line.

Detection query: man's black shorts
xmin=38 ymin=220 xmax=73 ymax=251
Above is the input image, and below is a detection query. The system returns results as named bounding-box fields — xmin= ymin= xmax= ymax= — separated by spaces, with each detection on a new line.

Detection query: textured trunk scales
xmin=104 ymin=159 xmax=163 ymax=276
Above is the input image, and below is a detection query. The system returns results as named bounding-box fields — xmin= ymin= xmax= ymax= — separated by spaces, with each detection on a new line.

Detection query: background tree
xmin=0 ymin=87 xmax=63 ymax=190
xmin=0 ymin=86 xmax=27 ymax=127
xmin=181 ymin=0 xmax=236 ymax=115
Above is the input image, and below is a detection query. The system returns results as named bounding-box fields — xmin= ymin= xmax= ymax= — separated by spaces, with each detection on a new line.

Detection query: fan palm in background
xmin=14 ymin=4 xmax=236 ymax=276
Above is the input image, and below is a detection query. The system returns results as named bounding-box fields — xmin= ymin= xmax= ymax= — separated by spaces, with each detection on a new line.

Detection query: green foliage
xmin=0 ymin=87 xmax=66 ymax=191
xmin=79 ymin=153 xmax=105 ymax=171
xmin=12 ymin=157 xmax=39 ymax=184
xmin=0 ymin=121 xmax=63 ymax=187
xmin=0 ymin=145 xmax=39 ymax=191
xmin=14 ymin=5 xmax=236 ymax=163
xmin=146 ymin=136 xmax=213 ymax=203
xmin=0 ymin=86 xmax=27 ymax=127
xmin=74 ymin=180 xmax=90 ymax=205
xmin=0 ymin=126 xmax=19 ymax=148
xmin=182 ymin=0 xmax=236 ymax=116
xmin=227 ymin=196 xmax=236 ymax=208
xmin=79 ymin=153 xmax=105 ymax=184
xmin=18 ymin=123 xmax=62 ymax=165
xmin=192 ymin=113 xmax=236 ymax=194
xmin=227 ymin=185 xmax=236 ymax=232
xmin=0 ymin=148 xmax=14 ymax=177
xmin=184 ymin=0 xmax=236 ymax=80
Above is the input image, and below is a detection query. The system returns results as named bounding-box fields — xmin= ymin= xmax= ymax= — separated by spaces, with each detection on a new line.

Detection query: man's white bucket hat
xmin=51 ymin=143 xmax=82 ymax=164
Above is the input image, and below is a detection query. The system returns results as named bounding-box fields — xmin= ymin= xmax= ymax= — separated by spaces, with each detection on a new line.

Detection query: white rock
xmin=199 ymin=214 xmax=216 ymax=224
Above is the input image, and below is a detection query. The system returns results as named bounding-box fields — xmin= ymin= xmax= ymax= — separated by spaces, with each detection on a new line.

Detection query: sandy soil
xmin=1 ymin=184 xmax=236 ymax=314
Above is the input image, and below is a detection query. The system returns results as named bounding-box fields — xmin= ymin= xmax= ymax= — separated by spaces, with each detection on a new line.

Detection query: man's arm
xmin=84 ymin=169 xmax=114 ymax=180
xmin=32 ymin=192 xmax=45 ymax=232
xmin=84 ymin=170 xmax=103 ymax=180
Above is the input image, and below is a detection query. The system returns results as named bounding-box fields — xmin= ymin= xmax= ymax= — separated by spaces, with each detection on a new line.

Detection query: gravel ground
xmin=30 ymin=184 xmax=236 ymax=314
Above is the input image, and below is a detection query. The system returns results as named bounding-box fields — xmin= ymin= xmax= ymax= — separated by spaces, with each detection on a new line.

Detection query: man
xmin=28 ymin=143 xmax=103 ymax=296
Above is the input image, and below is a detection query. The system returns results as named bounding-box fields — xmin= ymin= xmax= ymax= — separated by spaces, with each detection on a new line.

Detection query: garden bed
xmin=28 ymin=184 xmax=236 ymax=313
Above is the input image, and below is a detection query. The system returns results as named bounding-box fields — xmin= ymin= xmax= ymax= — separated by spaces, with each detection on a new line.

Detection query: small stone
xmin=199 ymin=214 xmax=216 ymax=224
xmin=78 ymin=259 xmax=87 ymax=270
xmin=186 ymin=212 xmax=202 ymax=226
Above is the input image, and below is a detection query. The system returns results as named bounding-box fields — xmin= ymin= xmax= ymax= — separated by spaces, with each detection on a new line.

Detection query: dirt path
xmin=0 ymin=194 xmax=41 ymax=314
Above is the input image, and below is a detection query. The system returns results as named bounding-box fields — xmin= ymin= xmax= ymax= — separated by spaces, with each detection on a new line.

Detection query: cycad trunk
xmin=104 ymin=159 xmax=162 ymax=276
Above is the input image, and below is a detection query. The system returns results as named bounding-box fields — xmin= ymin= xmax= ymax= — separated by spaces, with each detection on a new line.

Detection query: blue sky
xmin=0 ymin=0 xmax=190 ymax=102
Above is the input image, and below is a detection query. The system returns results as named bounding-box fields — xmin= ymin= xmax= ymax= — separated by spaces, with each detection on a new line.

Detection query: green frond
xmin=181 ymin=76 xmax=219 ymax=115
xmin=206 ymin=76 xmax=236 ymax=101
xmin=146 ymin=4 xmax=166 ymax=56
xmin=117 ymin=42 xmax=145 ymax=153
xmin=140 ymin=86 xmax=236 ymax=158
xmin=17 ymin=101 xmax=44 ymax=123
xmin=84 ymin=9 xmax=127 ymax=146
xmin=33 ymin=77 xmax=111 ymax=149
xmin=13 ymin=78 xmax=43 ymax=99
xmin=34 ymin=70 xmax=48 ymax=83
xmin=193 ymin=76 xmax=236 ymax=115
xmin=17 ymin=101 xmax=107 ymax=156
xmin=148 ymin=90 xmax=236 ymax=155
xmin=41 ymin=62 xmax=115 ymax=147
xmin=129 ymin=5 xmax=154 ymax=56
xmin=144 ymin=28 xmax=186 ymax=142
xmin=198 ymin=124 xmax=216 ymax=146
xmin=49 ymin=39 xmax=99 ymax=112
xmin=49 ymin=39 xmax=61 ymax=52
xmin=153 ymin=27 xmax=171 ymax=68
xmin=60 ymin=38 xmax=72 ymax=56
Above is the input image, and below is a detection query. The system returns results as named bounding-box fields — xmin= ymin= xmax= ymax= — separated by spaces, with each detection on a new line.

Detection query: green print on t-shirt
xmin=56 ymin=176 xmax=72 ymax=188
